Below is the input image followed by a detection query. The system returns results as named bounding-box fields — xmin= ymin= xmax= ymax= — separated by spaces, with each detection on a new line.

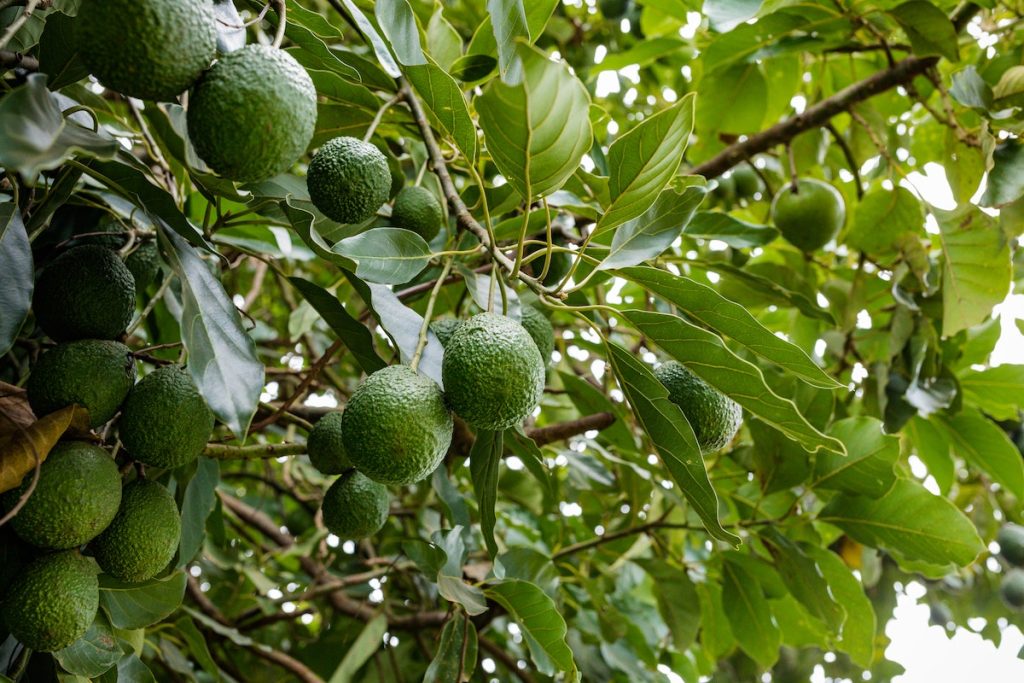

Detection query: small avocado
xmin=307 ymin=412 xmax=351 ymax=475
xmin=90 ymin=479 xmax=181 ymax=582
xmin=320 ymin=470 xmax=389 ymax=539
xmin=654 ymin=361 xmax=742 ymax=453
xmin=392 ymin=186 xmax=444 ymax=241
xmin=307 ymin=136 xmax=391 ymax=224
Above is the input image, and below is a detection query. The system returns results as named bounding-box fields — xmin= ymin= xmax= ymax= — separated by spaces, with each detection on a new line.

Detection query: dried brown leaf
xmin=0 ymin=405 xmax=91 ymax=494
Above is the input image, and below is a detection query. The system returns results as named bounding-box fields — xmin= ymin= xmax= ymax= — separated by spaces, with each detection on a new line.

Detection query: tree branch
xmin=203 ymin=442 xmax=307 ymax=459
xmin=478 ymin=637 xmax=538 ymax=683
xmin=527 ymin=412 xmax=614 ymax=447
xmin=250 ymin=339 xmax=342 ymax=432
xmin=0 ymin=50 xmax=37 ymax=71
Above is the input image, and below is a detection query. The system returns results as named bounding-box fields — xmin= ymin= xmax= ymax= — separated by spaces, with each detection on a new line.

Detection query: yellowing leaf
xmin=0 ymin=404 xmax=91 ymax=494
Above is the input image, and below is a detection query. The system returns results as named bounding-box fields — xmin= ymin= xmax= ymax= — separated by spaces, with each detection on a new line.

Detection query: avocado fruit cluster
xmin=654 ymin=361 xmax=742 ymax=453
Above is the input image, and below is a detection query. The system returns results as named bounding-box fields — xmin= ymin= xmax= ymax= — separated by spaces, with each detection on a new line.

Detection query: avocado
xmin=999 ymin=523 xmax=1024 ymax=567
xmin=320 ymin=470 xmax=389 ymax=539
xmin=71 ymin=221 xmax=129 ymax=250
xmin=77 ymin=0 xmax=216 ymax=101
xmin=520 ymin=305 xmax=555 ymax=364
xmin=33 ymin=244 xmax=136 ymax=341
xmin=391 ymin=186 xmax=444 ymax=241
xmin=125 ymin=240 xmax=162 ymax=291
xmin=307 ymin=136 xmax=391 ymax=224
xmin=654 ymin=361 xmax=742 ymax=453
xmin=1001 ymin=568 xmax=1024 ymax=610
xmin=90 ymin=479 xmax=181 ymax=582
xmin=1 ymin=551 xmax=99 ymax=652
xmin=2 ymin=441 xmax=122 ymax=550
xmin=441 ymin=313 xmax=545 ymax=431
xmin=341 ymin=365 xmax=453 ymax=486
xmin=118 ymin=365 xmax=214 ymax=469
xmin=307 ymin=412 xmax=351 ymax=475
xmin=27 ymin=339 xmax=137 ymax=428
xmin=770 ymin=178 xmax=846 ymax=252
xmin=187 ymin=45 xmax=317 ymax=181
xmin=430 ymin=318 xmax=463 ymax=347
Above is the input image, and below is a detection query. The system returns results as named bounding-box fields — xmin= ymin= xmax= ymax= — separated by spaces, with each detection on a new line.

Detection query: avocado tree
xmin=1 ymin=0 xmax=1023 ymax=680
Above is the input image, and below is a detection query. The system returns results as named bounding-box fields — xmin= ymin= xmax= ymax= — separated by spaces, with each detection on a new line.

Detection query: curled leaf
xmin=0 ymin=403 xmax=91 ymax=494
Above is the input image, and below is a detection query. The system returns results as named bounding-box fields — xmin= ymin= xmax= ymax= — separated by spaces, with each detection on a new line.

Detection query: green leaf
xmin=904 ymin=416 xmax=955 ymax=494
xmin=100 ymin=571 xmax=188 ymax=630
xmin=932 ymin=407 xmax=1024 ymax=498
xmin=598 ymin=37 xmax=687 ymax=71
xmin=0 ymin=74 xmax=118 ymax=176
xmin=890 ymin=1 xmax=959 ymax=62
xmin=635 ymin=560 xmax=701 ymax=651
xmin=813 ymin=417 xmax=898 ymax=497
xmin=336 ymin=0 xmax=401 ymax=78
xmin=0 ymin=201 xmax=33 ymax=357
xmin=619 ymin=266 xmax=840 ymax=389
xmin=763 ymin=531 xmax=845 ymax=634
xmin=484 ymin=579 xmax=577 ymax=677
xmin=375 ymin=0 xmax=426 ymax=66
xmin=704 ymin=0 xmax=762 ymax=32
xmin=476 ymin=43 xmax=592 ymax=200
xmin=487 ymin=0 xmax=528 ymax=78
xmin=721 ymin=554 xmax=780 ymax=668
xmin=328 ymin=614 xmax=388 ymax=683
xmin=405 ymin=62 xmax=478 ymax=161
xmin=177 ymin=457 xmax=219 ymax=568
xmin=688 ymin=259 xmax=834 ymax=322
xmin=804 ymin=546 xmax=876 ymax=668
xmin=959 ymin=364 xmax=1024 ymax=420
xmin=596 ymin=179 xmax=707 ymax=271
xmin=949 ymin=66 xmax=993 ymax=109
xmin=332 ymin=227 xmax=432 ymax=285
xmin=435 ymin=527 xmax=488 ymax=615
xmin=819 ymin=478 xmax=984 ymax=567
xmin=160 ymin=228 xmax=264 ymax=439
xmin=469 ymin=429 xmax=504 ymax=557
xmin=936 ymin=204 xmax=1011 ymax=337
xmin=175 ymin=616 xmax=221 ymax=681
xmin=112 ymin=655 xmax=156 ymax=683
xmin=596 ymin=95 xmax=695 ymax=234
xmin=622 ymin=309 xmax=844 ymax=456
xmin=356 ymin=280 xmax=445 ymax=386
xmin=424 ymin=616 xmax=478 ymax=683
xmin=36 ymin=11 xmax=89 ymax=89
xmin=289 ymin=277 xmax=387 ymax=375
xmin=53 ymin=613 xmax=123 ymax=678
xmin=845 ymin=186 xmax=924 ymax=258
xmin=980 ymin=141 xmax=1024 ymax=209
xmin=681 ymin=211 xmax=778 ymax=248
xmin=696 ymin=63 xmax=766 ymax=134
xmin=604 ymin=340 xmax=738 ymax=544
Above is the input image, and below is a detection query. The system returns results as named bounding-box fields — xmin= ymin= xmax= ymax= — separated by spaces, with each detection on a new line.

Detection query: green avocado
xmin=33 ymin=244 xmax=136 ymax=341
xmin=125 ymin=240 xmax=162 ymax=291
xmin=599 ymin=0 xmax=631 ymax=19
xmin=90 ymin=479 xmax=181 ymax=582
xmin=520 ymin=305 xmax=555 ymax=365
xmin=307 ymin=136 xmax=391 ymax=224
xmin=77 ymin=0 xmax=216 ymax=101
xmin=770 ymin=178 xmax=846 ymax=252
xmin=2 ymin=441 xmax=122 ymax=550
xmin=429 ymin=318 xmax=463 ymax=347
xmin=999 ymin=523 xmax=1024 ymax=567
xmin=320 ymin=470 xmax=389 ymax=539
xmin=307 ymin=412 xmax=351 ymax=475
xmin=441 ymin=313 xmax=545 ymax=431
xmin=341 ymin=365 xmax=453 ymax=486
xmin=188 ymin=45 xmax=316 ymax=181
xmin=118 ymin=365 xmax=214 ymax=469
xmin=654 ymin=361 xmax=742 ymax=453
xmin=1 ymin=551 xmax=99 ymax=652
xmin=1001 ymin=568 xmax=1024 ymax=610
xmin=71 ymin=221 xmax=129 ymax=250
xmin=27 ymin=339 xmax=137 ymax=427
xmin=731 ymin=165 xmax=763 ymax=199
xmin=392 ymin=186 xmax=444 ymax=241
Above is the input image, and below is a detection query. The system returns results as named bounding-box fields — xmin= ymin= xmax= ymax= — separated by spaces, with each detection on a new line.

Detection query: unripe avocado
xmin=1 ymin=551 xmax=99 ymax=652
xmin=118 ymin=365 xmax=214 ymax=470
xmin=731 ymin=165 xmax=762 ymax=199
xmin=320 ymin=470 xmax=389 ymax=539
xmin=654 ymin=361 xmax=742 ymax=453
xmin=1 ymin=441 xmax=121 ymax=550
xmin=599 ymin=0 xmax=631 ymax=19
xmin=520 ymin=305 xmax=555 ymax=364
xmin=307 ymin=137 xmax=391 ymax=224
xmin=188 ymin=45 xmax=316 ymax=181
xmin=341 ymin=365 xmax=453 ymax=486
xmin=27 ymin=340 xmax=136 ymax=427
xmin=429 ymin=319 xmax=463 ymax=347
xmin=33 ymin=244 xmax=136 ymax=341
xmin=770 ymin=178 xmax=845 ymax=252
xmin=441 ymin=313 xmax=545 ymax=430
xmin=77 ymin=0 xmax=216 ymax=101
xmin=392 ymin=186 xmax=443 ymax=241
xmin=90 ymin=479 xmax=181 ymax=582
xmin=307 ymin=412 xmax=351 ymax=475
xmin=125 ymin=241 xmax=162 ymax=291
xmin=1001 ymin=568 xmax=1024 ymax=610
xmin=999 ymin=523 xmax=1024 ymax=567
xmin=71 ymin=221 xmax=129 ymax=250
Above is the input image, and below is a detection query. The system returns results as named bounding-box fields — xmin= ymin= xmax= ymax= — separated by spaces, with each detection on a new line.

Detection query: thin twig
xmin=410 ymin=258 xmax=453 ymax=371
xmin=824 ymin=122 xmax=863 ymax=199
xmin=202 ymin=442 xmax=307 ymax=459
xmin=250 ymin=339 xmax=342 ymax=432
xmin=0 ymin=0 xmax=39 ymax=51
xmin=270 ymin=0 xmax=287 ymax=49
xmin=363 ymin=93 xmax=401 ymax=143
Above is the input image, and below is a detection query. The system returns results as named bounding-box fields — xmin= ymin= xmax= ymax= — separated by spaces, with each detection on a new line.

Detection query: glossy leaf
xmin=959 ymin=364 xmax=1024 ymax=420
xmin=763 ymin=531 xmax=845 ymax=634
xmin=805 ymin=546 xmax=876 ymax=668
xmin=721 ymin=553 xmax=780 ymax=668
xmin=53 ymin=613 xmax=123 ymax=678
xmin=813 ymin=417 xmax=899 ymax=497
xmin=680 ymin=211 xmax=778 ymax=248
xmin=890 ymin=1 xmax=959 ymax=62
xmin=333 ymin=227 xmax=432 ymax=284
xmin=375 ymin=0 xmax=426 ymax=66
xmin=980 ymin=141 xmax=1024 ymax=208
xmin=177 ymin=458 xmax=220 ymax=568
xmin=100 ymin=571 xmax=188 ymax=630
xmin=337 ymin=0 xmax=401 ymax=77
xmin=933 ymin=407 xmax=1024 ymax=498
xmin=405 ymin=62 xmax=478 ymax=160
xmin=0 ymin=201 xmax=32 ymax=357
xmin=636 ymin=559 xmax=701 ymax=651
xmin=358 ymin=281 xmax=444 ymax=386
xmin=487 ymin=0 xmax=528 ymax=77
xmin=424 ymin=616 xmax=478 ymax=683
xmin=470 ymin=429 xmax=504 ymax=557
xmin=328 ymin=614 xmax=388 ymax=683
xmin=484 ymin=579 xmax=577 ymax=677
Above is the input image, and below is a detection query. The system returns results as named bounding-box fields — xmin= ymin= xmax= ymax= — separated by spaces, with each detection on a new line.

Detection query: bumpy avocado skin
xmin=520 ymin=305 xmax=555 ymax=365
xmin=321 ymin=470 xmax=389 ymax=538
xmin=770 ymin=178 xmax=846 ymax=252
xmin=118 ymin=365 xmax=214 ymax=469
xmin=77 ymin=0 xmax=216 ymax=101
xmin=1 ymin=441 xmax=122 ymax=550
xmin=188 ymin=45 xmax=316 ymax=181
xmin=2 ymin=551 xmax=99 ymax=652
xmin=341 ymin=365 xmax=453 ymax=486
xmin=125 ymin=241 xmax=162 ymax=291
xmin=1002 ymin=568 xmax=1024 ymax=610
xmin=654 ymin=361 xmax=742 ymax=453
xmin=27 ymin=340 xmax=137 ymax=428
xmin=90 ymin=479 xmax=181 ymax=582
xmin=33 ymin=244 xmax=136 ymax=342
xmin=999 ymin=524 xmax=1024 ymax=567
xmin=307 ymin=137 xmax=391 ymax=224
xmin=429 ymin=319 xmax=463 ymax=347
xmin=307 ymin=412 xmax=351 ymax=475
xmin=441 ymin=313 xmax=546 ymax=431
xmin=72 ymin=221 xmax=129 ymax=250
xmin=392 ymin=186 xmax=443 ymax=241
